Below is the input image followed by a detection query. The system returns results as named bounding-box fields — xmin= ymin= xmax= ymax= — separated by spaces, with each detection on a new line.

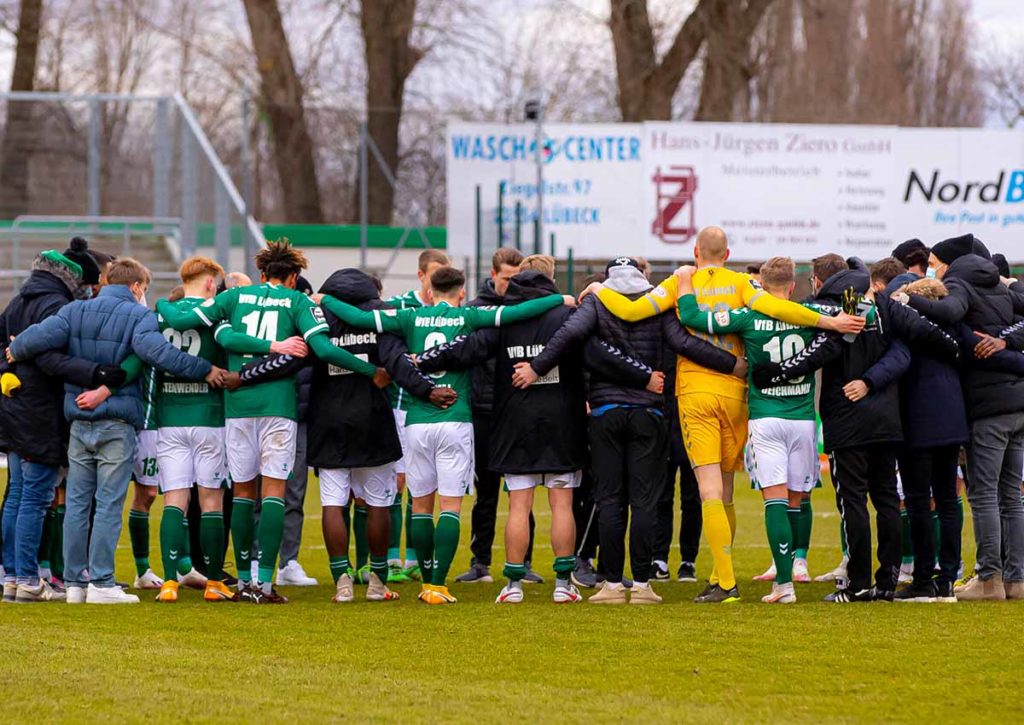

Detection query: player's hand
xmin=270 ymin=336 xmax=308 ymax=358
xmin=311 ymin=293 xmax=325 ymax=304
xmin=974 ymin=332 xmax=1006 ymax=359
xmin=511 ymin=361 xmax=539 ymax=389
xmin=205 ymin=366 xmax=227 ymax=389
xmin=76 ymin=385 xmax=112 ymax=410
xmin=843 ymin=379 xmax=869 ymax=402
xmin=732 ymin=356 xmax=748 ymax=379
xmin=428 ymin=387 xmax=457 ymax=409
xmin=823 ymin=312 xmax=865 ymax=335
xmin=5 ymin=336 xmax=14 ymax=363
xmin=562 ymin=295 xmax=578 ymax=308
xmin=372 ymin=367 xmax=391 ymax=388
xmin=223 ymin=371 xmax=242 ymax=391
xmin=1000 ymin=276 xmax=1017 ymax=288
xmin=673 ymin=265 xmax=696 ymax=280
xmin=891 ymin=292 xmax=910 ymax=305
xmin=577 ymin=282 xmax=603 ymax=303
xmin=646 ymin=371 xmax=665 ymax=395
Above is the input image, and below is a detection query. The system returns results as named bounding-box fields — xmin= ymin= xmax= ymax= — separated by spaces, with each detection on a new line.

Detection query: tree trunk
xmin=241 ymin=0 xmax=323 ymax=223
xmin=609 ymin=0 xmax=717 ymax=121
xmin=359 ymin=0 xmax=421 ymax=226
xmin=695 ymin=0 xmax=775 ymax=121
xmin=0 ymin=0 xmax=43 ymax=219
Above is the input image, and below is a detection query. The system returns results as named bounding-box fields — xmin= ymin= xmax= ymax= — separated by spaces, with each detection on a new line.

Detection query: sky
xmin=973 ymin=0 xmax=1024 ymax=41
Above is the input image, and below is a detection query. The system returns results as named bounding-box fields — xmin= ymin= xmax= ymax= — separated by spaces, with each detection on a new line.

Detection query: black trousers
xmin=898 ymin=445 xmax=961 ymax=586
xmin=590 ymin=407 xmax=669 ymax=584
xmin=469 ymin=412 xmax=534 ymax=568
xmin=653 ymin=420 xmax=702 ymax=565
xmin=573 ymin=468 xmax=599 ymax=562
xmin=829 ymin=444 xmax=900 ymax=592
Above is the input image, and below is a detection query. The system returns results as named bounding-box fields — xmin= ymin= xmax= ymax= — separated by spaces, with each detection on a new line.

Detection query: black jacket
xmin=0 ymin=269 xmax=105 ymax=465
xmin=908 ymin=255 xmax=1024 ymax=420
xmin=528 ymin=290 xmax=737 ymax=409
xmin=754 ymin=270 xmax=959 ymax=452
xmin=466 ymin=279 xmax=502 ymax=416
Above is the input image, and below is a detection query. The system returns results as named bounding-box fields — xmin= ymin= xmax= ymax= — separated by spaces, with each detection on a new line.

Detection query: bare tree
xmin=0 ymin=0 xmax=43 ymax=218
xmin=695 ymin=0 xmax=774 ymax=121
xmin=241 ymin=0 xmax=323 ymax=223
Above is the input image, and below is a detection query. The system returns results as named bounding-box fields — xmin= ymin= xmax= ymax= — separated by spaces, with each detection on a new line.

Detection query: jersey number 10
xmin=762 ymin=334 xmax=806 ymax=385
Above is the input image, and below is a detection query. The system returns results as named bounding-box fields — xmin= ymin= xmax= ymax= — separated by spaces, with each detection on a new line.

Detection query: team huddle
xmin=2 ymin=226 xmax=1022 ymax=605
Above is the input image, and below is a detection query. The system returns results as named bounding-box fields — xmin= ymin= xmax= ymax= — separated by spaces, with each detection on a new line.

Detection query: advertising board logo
xmin=652 ymin=165 xmax=698 ymax=244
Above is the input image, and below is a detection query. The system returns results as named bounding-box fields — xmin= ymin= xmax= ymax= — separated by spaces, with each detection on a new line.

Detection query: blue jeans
xmin=2 ymin=453 xmax=59 ymax=584
xmin=66 ymin=420 xmax=137 ymax=588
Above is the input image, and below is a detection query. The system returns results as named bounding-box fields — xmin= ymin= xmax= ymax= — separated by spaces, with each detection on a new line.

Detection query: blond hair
xmin=179 ymin=255 xmax=225 ymax=284
xmin=418 ymin=249 xmax=450 ymax=273
xmin=519 ymin=254 xmax=555 ymax=280
xmin=106 ymin=257 xmax=151 ymax=287
xmin=759 ymin=256 xmax=795 ymax=290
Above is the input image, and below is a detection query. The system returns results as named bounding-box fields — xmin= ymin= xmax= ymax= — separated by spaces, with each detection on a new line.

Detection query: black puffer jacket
xmin=908 ymin=255 xmax=1024 ymax=420
xmin=466 ymin=279 xmax=501 ymax=415
xmin=0 ymin=267 xmax=104 ymax=465
xmin=529 ymin=290 xmax=737 ymax=408
xmin=755 ymin=270 xmax=959 ymax=451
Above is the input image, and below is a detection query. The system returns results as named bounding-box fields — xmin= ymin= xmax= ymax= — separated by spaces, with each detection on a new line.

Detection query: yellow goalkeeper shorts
xmin=678 ymin=392 xmax=748 ymax=472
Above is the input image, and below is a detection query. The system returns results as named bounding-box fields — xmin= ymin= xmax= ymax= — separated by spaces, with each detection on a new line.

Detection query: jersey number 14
xmin=241 ymin=310 xmax=279 ymax=341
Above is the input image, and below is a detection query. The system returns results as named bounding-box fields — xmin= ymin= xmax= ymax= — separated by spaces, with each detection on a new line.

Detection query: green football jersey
xmin=678 ymin=294 xmax=819 ymax=421
xmin=321 ymin=294 xmax=564 ymax=425
xmin=384 ymin=288 xmax=425 ymax=411
xmin=155 ymin=296 xmax=225 ymax=428
xmin=187 ymin=283 xmax=328 ymax=420
xmin=139 ymin=365 xmax=158 ymax=431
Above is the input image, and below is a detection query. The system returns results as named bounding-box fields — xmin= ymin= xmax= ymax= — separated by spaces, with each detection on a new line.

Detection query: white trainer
xmin=793 ymin=558 xmax=811 ymax=583
xmin=2 ymin=581 xmax=16 ymax=603
xmin=16 ymin=579 xmax=66 ymax=603
xmin=66 ymin=586 xmax=86 ymax=604
xmin=753 ymin=562 xmax=777 ymax=582
xmin=86 ymin=583 xmax=140 ymax=604
xmin=133 ymin=569 xmax=163 ymax=590
xmin=332 ymin=573 xmax=354 ymax=603
xmin=496 ymin=583 xmax=524 ymax=603
xmin=761 ymin=582 xmax=797 ymax=604
xmin=178 ymin=568 xmax=208 ymax=590
xmin=553 ymin=583 xmax=583 ymax=603
xmin=276 ymin=560 xmax=319 ymax=586
xmin=814 ymin=555 xmax=849 ymax=583
xmin=898 ymin=561 xmax=914 ymax=584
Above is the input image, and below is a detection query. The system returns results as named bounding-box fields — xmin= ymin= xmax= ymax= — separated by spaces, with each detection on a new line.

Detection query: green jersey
xmin=155 ymin=296 xmax=225 ymax=428
xmin=384 ymin=288 xmax=426 ymax=410
xmin=322 ymin=294 xmax=564 ymax=425
xmin=678 ymin=294 xmax=819 ymax=421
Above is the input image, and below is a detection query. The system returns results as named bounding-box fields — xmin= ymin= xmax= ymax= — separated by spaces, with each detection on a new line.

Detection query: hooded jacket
xmin=301 ymin=269 xmax=435 ymax=469
xmin=907 ymin=254 xmax=1024 ymax=419
xmin=754 ymin=269 xmax=959 ymax=451
xmin=0 ymin=262 xmax=109 ymax=464
xmin=466 ymin=278 xmax=502 ymax=415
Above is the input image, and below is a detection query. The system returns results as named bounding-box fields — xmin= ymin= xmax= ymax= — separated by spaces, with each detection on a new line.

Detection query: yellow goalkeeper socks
xmin=703 ymin=500 xmax=736 ymax=590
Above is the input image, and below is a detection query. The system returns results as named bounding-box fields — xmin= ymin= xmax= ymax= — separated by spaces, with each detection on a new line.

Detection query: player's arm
xmin=661 ymin=309 xmax=740 ymax=375
xmin=677 ymin=294 xmax=750 ymax=334
xmin=906 ymin=284 xmax=968 ymax=326
xmin=378 ymin=333 xmax=436 ymax=401
xmin=238 ymin=354 xmax=309 ymax=385
xmin=7 ymin=308 xmax=71 ymax=361
xmin=213 ymin=322 xmax=272 ymax=355
xmin=131 ymin=314 xmax=213 ymax=380
xmin=156 ymin=291 xmax=232 ymax=331
xmin=594 ymin=275 xmax=678 ymax=322
xmin=883 ymin=296 xmax=960 ymax=363
xmin=529 ymin=297 xmax=599 ymax=376
xmin=464 ymin=294 xmax=564 ymax=329
xmin=320 ymin=295 xmax=406 ymax=334
xmin=306 ymin=331 xmax=377 ymax=378
xmin=417 ymin=329 xmax=498 ymax=373
xmin=582 ymin=337 xmax=655 ymax=389
xmin=743 ymin=281 xmax=824 ymax=328
xmin=752 ymin=331 xmax=844 ymax=389
xmin=860 ymin=339 xmax=911 ymax=393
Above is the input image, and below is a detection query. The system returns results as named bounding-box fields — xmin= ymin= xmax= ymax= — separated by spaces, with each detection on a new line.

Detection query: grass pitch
xmin=3 ymin=473 xmax=1024 ymax=724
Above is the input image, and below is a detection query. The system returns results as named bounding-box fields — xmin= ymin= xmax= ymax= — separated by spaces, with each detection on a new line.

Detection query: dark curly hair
xmin=255 ymin=238 xmax=308 ymax=282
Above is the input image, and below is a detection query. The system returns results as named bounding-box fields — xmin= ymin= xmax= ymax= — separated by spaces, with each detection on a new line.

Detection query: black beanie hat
xmin=295 ymin=275 xmax=313 ymax=296
xmin=972 ymin=237 xmax=991 ymax=260
xmin=62 ymin=237 xmax=102 ymax=285
xmin=931 ymin=234 xmax=977 ymax=265
xmin=891 ymin=238 xmax=929 ymax=267
xmin=992 ymin=253 xmax=1011 ymax=278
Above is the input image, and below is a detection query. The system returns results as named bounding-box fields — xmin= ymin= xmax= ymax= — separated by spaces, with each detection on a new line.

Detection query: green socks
xmin=201 ymin=511 xmax=225 ymax=581
xmin=764 ymin=499 xmax=794 ymax=585
xmin=404 ymin=495 xmax=417 ymax=565
xmin=178 ymin=518 xmax=193 ymax=575
xmin=503 ymin=561 xmax=527 ymax=581
xmin=329 ymin=555 xmax=351 ymax=583
xmin=431 ymin=511 xmax=461 ymax=586
xmin=232 ymin=497 xmax=256 ymax=583
xmin=257 ymin=496 xmax=285 ymax=585
xmin=553 ymin=555 xmax=575 ymax=585
xmin=354 ymin=505 xmax=369 ymax=570
xmin=410 ymin=513 xmax=435 ymax=582
xmin=128 ymin=509 xmax=151 ymax=576
xmin=370 ymin=554 xmax=389 ymax=584
xmin=160 ymin=506 xmax=185 ymax=582
xmin=900 ymin=508 xmax=914 ymax=564
xmin=387 ymin=491 xmax=403 ymax=563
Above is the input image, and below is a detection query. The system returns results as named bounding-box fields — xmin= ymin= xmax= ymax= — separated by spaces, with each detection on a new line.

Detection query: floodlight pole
xmin=526 ymin=98 xmax=544 ymax=255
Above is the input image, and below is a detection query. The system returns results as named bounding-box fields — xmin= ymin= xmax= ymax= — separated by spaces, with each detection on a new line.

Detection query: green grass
xmin=4 ymin=473 xmax=1024 ymax=724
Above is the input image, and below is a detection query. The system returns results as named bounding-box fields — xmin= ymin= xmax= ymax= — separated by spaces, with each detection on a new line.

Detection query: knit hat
xmin=992 ymin=253 xmax=1011 ymax=278
xmin=931 ymin=234 xmax=977 ymax=265
xmin=62 ymin=237 xmax=102 ymax=285
xmin=891 ymin=239 xmax=929 ymax=267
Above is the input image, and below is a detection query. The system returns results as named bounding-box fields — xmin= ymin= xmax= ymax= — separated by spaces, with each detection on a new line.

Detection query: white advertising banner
xmin=446 ymin=121 xmax=1024 ymax=262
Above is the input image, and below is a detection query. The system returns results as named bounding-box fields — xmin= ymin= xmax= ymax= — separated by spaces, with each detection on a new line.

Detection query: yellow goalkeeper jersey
xmin=595 ymin=268 xmax=822 ymax=400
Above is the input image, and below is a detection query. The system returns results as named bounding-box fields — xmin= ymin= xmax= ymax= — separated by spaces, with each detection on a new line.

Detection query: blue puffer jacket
xmin=9 ymin=284 xmax=212 ymax=429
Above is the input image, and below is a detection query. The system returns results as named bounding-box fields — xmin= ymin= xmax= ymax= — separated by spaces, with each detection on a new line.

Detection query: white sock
xmin=633 ymin=581 xmax=650 ymax=589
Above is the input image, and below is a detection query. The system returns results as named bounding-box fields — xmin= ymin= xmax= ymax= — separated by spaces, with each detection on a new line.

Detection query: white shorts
xmin=404 ymin=422 xmax=474 ymax=498
xmin=157 ymin=426 xmax=227 ymax=492
xmin=225 ymin=416 xmax=297 ymax=482
xmin=133 ymin=430 xmax=160 ymax=486
xmin=393 ymin=408 xmax=408 ymax=475
xmin=320 ymin=464 xmax=398 ymax=508
xmin=505 ymin=470 xmax=582 ymax=492
xmin=745 ymin=418 xmax=818 ymax=493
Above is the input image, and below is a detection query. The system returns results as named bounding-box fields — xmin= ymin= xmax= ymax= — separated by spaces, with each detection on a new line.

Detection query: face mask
xmin=925 ymin=267 xmax=937 ymax=279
